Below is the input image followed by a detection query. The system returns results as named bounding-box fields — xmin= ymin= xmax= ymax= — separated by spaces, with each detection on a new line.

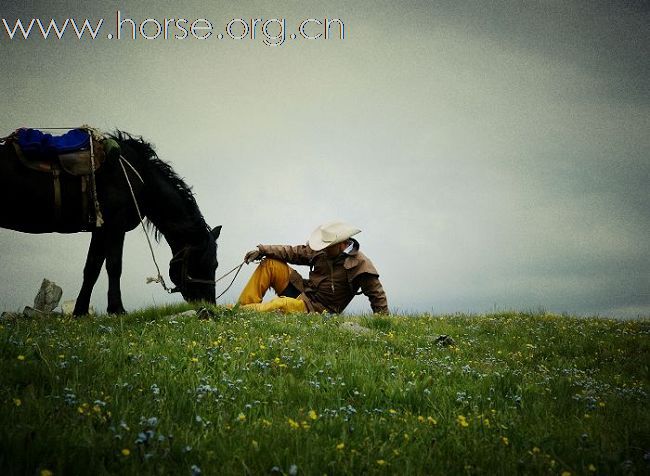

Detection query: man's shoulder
xmin=344 ymin=251 xmax=379 ymax=276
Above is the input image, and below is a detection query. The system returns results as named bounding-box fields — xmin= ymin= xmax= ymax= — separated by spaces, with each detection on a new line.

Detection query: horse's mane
xmin=110 ymin=130 xmax=209 ymax=242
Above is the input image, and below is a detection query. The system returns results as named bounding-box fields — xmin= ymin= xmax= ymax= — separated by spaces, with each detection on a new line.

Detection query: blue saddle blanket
xmin=17 ymin=128 xmax=90 ymax=155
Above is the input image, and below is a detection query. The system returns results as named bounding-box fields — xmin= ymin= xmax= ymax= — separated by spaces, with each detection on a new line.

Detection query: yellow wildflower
xmin=376 ymin=460 xmax=386 ymax=466
xmin=13 ymin=398 xmax=21 ymax=407
xmin=40 ymin=470 xmax=53 ymax=476
xmin=427 ymin=416 xmax=437 ymax=425
xmin=288 ymin=418 xmax=300 ymax=429
xmin=121 ymin=448 xmax=130 ymax=456
xmin=417 ymin=415 xmax=425 ymax=423
xmin=17 ymin=355 xmax=26 ymax=361
xmin=588 ymin=464 xmax=596 ymax=472
xmin=308 ymin=410 xmax=318 ymax=420
xmin=190 ymin=357 xmax=199 ymax=363
xmin=501 ymin=436 xmax=509 ymax=446
xmin=457 ymin=415 xmax=469 ymax=427
xmin=336 ymin=442 xmax=345 ymax=450
xmin=237 ymin=413 xmax=246 ymax=422
xmin=561 ymin=472 xmax=571 ymax=476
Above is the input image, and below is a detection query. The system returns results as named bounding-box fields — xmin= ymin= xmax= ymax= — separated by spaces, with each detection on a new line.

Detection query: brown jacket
xmin=258 ymin=239 xmax=388 ymax=314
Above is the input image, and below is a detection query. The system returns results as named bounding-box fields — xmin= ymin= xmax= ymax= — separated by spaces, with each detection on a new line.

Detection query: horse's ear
xmin=211 ymin=225 xmax=222 ymax=240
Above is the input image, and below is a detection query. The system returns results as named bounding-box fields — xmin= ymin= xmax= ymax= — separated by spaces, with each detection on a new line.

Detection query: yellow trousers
xmin=237 ymin=259 xmax=307 ymax=313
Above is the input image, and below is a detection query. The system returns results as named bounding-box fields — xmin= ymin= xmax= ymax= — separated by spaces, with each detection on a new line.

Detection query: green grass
xmin=0 ymin=305 xmax=648 ymax=475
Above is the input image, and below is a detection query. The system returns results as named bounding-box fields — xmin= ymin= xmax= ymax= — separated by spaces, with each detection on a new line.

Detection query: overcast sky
xmin=1 ymin=0 xmax=648 ymax=317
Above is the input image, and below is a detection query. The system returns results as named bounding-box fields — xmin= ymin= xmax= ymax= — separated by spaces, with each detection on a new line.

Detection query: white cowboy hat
xmin=308 ymin=221 xmax=361 ymax=251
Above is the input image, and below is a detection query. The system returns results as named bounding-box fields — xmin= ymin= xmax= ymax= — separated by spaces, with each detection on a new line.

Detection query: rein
xmin=119 ymin=154 xmax=244 ymax=300
xmin=215 ymin=262 xmax=245 ymax=300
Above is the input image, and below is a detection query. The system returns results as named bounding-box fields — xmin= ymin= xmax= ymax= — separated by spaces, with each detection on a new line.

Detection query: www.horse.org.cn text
xmin=1 ymin=11 xmax=346 ymax=46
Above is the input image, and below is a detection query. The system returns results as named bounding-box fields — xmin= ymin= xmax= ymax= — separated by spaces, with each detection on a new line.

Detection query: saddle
xmin=6 ymin=127 xmax=118 ymax=229
xmin=13 ymin=128 xmax=106 ymax=175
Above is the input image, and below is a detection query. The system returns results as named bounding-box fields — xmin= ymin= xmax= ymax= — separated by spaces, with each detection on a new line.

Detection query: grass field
xmin=0 ymin=305 xmax=648 ymax=475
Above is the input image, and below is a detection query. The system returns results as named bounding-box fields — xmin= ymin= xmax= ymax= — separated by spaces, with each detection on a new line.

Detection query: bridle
xmin=169 ymin=245 xmax=245 ymax=300
xmin=168 ymin=245 xmax=216 ymax=294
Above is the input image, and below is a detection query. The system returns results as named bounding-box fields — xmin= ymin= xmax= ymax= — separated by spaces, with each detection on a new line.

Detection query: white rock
xmin=339 ymin=321 xmax=372 ymax=335
xmin=61 ymin=300 xmax=76 ymax=315
xmin=165 ymin=310 xmax=197 ymax=320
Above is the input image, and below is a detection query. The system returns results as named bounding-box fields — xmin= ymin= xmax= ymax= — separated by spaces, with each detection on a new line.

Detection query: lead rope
xmin=118 ymin=155 xmax=173 ymax=293
xmin=87 ymin=130 xmax=104 ymax=227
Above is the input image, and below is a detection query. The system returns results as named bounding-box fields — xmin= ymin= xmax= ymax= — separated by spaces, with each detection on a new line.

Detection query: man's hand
xmin=244 ymin=249 xmax=263 ymax=264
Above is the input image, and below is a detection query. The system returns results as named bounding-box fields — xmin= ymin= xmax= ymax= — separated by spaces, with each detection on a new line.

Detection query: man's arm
xmin=257 ymin=244 xmax=316 ymax=266
xmin=355 ymin=273 xmax=389 ymax=314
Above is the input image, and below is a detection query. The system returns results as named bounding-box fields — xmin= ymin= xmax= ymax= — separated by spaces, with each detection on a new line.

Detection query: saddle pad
xmin=17 ymin=128 xmax=90 ymax=155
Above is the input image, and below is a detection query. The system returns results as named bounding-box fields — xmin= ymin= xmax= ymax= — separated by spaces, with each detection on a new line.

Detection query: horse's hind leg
xmin=73 ymin=230 xmax=106 ymax=316
xmin=105 ymin=229 xmax=126 ymax=314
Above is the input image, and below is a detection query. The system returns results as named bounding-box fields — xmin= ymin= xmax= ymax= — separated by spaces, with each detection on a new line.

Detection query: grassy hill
xmin=1 ymin=305 xmax=648 ymax=475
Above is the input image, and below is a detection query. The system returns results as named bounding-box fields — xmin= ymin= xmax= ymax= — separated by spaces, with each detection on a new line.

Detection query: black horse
xmin=0 ymin=130 xmax=221 ymax=315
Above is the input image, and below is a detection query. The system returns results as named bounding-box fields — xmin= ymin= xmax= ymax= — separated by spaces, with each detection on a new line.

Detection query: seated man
xmin=238 ymin=222 xmax=388 ymax=314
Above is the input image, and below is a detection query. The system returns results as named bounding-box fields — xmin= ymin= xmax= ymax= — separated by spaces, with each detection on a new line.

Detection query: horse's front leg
xmin=73 ymin=230 xmax=106 ymax=316
xmin=105 ymin=229 xmax=127 ymax=314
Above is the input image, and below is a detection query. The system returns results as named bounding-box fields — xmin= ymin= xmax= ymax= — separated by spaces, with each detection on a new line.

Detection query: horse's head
xmin=169 ymin=225 xmax=221 ymax=303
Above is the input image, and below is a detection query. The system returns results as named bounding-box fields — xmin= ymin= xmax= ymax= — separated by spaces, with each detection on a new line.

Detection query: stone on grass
xmin=33 ymin=278 xmax=63 ymax=312
xmin=0 ymin=311 xmax=21 ymax=320
xmin=339 ymin=321 xmax=372 ymax=335
xmin=23 ymin=306 xmax=46 ymax=318
xmin=165 ymin=310 xmax=197 ymax=321
xmin=61 ymin=300 xmax=76 ymax=315
xmin=60 ymin=300 xmax=94 ymax=316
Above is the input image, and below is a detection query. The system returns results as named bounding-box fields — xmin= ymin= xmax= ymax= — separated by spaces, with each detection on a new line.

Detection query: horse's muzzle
xmin=180 ymin=283 xmax=216 ymax=304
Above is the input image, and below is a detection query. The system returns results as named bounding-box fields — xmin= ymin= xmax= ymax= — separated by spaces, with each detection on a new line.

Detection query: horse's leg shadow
xmin=73 ymin=230 xmax=106 ymax=316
